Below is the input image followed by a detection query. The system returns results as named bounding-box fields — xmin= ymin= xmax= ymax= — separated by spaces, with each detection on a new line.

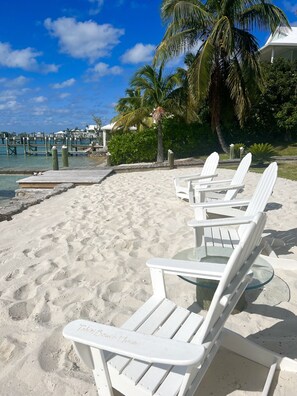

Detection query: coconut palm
xmin=114 ymin=64 xmax=184 ymax=162
xmin=155 ymin=0 xmax=290 ymax=152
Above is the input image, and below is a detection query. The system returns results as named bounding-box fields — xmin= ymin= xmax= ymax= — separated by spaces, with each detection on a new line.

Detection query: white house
xmin=260 ymin=26 xmax=297 ymax=63
xmin=101 ymin=123 xmax=137 ymax=148
xmin=54 ymin=130 xmax=67 ymax=138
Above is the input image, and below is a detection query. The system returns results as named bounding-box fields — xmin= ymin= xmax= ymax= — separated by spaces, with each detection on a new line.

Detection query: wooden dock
xmin=17 ymin=169 xmax=113 ymax=189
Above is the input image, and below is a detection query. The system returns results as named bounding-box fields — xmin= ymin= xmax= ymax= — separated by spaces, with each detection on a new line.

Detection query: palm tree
xmin=155 ymin=0 xmax=290 ymax=152
xmin=114 ymin=88 xmax=152 ymax=130
xmin=114 ymin=64 xmax=183 ymax=162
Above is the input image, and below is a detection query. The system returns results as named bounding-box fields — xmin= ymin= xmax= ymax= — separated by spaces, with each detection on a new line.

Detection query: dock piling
xmin=62 ymin=145 xmax=69 ymax=167
xmin=230 ymin=144 xmax=235 ymax=159
xmin=52 ymin=146 xmax=59 ymax=170
xmin=168 ymin=149 xmax=174 ymax=169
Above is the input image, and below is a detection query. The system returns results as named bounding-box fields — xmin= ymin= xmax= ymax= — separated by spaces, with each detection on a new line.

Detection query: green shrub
xmin=108 ymin=119 xmax=219 ymax=165
xmin=249 ymin=143 xmax=276 ymax=164
xmin=162 ymin=119 xmax=218 ymax=158
xmin=108 ymin=130 xmax=157 ymax=165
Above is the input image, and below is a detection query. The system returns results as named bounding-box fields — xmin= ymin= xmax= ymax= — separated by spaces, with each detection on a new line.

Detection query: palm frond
xmin=161 ymin=0 xmax=207 ymax=22
xmin=155 ymin=28 xmax=200 ymax=65
xmin=188 ymin=39 xmax=215 ymax=104
xmin=239 ymin=3 xmax=290 ymax=31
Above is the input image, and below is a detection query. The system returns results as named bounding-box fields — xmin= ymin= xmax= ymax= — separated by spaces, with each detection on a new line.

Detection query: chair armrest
xmin=176 ymin=173 xmax=218 ymax=182
xmin=63 ymin=320 xmax=204 ymax=366
xmin=187 ymin=215 xmax=255 ymax=229
xmin=147 ymin=257 xmax=255 ymax=281
xmin=175 ymin=173 xmax=201 ymax=180
xmin=194 ymin=178 xmax=232 ymax=186
xmin=194 ymin=184 xmax=245 ymax=193
xmin=186 ymin=173 xmax=218 ymax=182
xmin=190 ymin=199 xmax=250 ymax=209
xmin=147 ymin=257 xmax=225 ymax=280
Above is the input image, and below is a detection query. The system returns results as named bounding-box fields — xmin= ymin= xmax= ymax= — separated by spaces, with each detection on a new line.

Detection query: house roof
xmin=101 ymin=123 xmax=116 ymax=131
xmin=101 ymin=122 xmax=137 ymax=131
xmin=261 ymin=26 xmax=297 ymax=48
xmin=259 ymin=26 xmax=297 ymax=61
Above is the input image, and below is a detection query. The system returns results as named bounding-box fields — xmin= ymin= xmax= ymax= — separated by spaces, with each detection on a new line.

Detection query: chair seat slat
xmin=136 ymin=313 xmax=204 ymax=394
xmin=121 ymin=307 xmax=191 ymax=384
xmin=108 ymin=299 xmax=176 ymax=373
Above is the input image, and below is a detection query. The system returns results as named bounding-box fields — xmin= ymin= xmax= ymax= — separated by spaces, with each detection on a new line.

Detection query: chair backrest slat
xmin=200 ymin=152 xmax=219 ymax=177
xmin=194 ymin=212 xmax=266 ymax=345
xmin=238 ymin=162 xmax=277 ymax=237
xmin=224 ymin=153 xmax=252 ymax=201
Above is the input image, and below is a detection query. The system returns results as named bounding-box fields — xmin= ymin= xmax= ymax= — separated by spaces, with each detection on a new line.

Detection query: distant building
xmin=101 ymin=123 xmax=137 ymax=148
xmin=260 ymin=26 xmax=297 ymax=63
xmin=86 ymin=124 xmax=98 ymax=132
xmin=54 ymin=130 xmax=67 ymax=137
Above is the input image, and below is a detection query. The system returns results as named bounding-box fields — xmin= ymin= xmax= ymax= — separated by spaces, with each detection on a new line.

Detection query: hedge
xmin=108 ymin=119 xmax=219 ymax=165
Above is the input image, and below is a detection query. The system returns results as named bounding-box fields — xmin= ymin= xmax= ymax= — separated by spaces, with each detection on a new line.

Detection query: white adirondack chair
xmin=173 ymin=152 xmax=219 ymax=202
xmin=188 ymin=162 xmax=278 ymax=252
xmin=64 ymin=212 xmax=297 ymax=396
xmin=191 ymin=152 xmax=252 ymax=206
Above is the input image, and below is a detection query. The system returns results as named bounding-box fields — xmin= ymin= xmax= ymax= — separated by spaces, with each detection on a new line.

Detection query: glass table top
xmin=173 ymin=246 xmax=274 ymax=290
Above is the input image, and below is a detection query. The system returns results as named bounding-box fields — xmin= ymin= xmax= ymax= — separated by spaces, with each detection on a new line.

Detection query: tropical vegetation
xmin=113 ymin=65 xmax=189 ymax=162
xmin=155 ymin=0 xmax=289 ymax=153
xmin=109 ymin=1 xmax=294 ymax=164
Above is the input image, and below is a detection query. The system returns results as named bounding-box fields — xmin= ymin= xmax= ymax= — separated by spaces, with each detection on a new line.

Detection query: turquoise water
xmin=0 ymin=141 xmax=105 ymax=205
xmin=0 ymin=175 xmax=23 ymax=205
xmin=0 ymin=152 xmax=102 ymax=171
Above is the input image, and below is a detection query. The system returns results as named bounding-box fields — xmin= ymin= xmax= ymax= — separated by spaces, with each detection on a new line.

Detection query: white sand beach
xmin=0 ymin=167 xmax=297 ymax=395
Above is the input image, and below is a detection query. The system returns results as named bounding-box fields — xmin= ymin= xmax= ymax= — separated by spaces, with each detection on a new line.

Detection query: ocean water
xmin=0 ymin=140 xmax=105 ymax=205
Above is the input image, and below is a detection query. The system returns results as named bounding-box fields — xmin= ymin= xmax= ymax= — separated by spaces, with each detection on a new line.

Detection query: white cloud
xmin=59 ymin=93 xmax=70 ymax=99
xmin=0 ymin=100 xmax=19 ymax=110
xmin=33 ymin=96 xmax=47 ymax=103
xmin=56 ymin=108 xmax=70 ymax=113
xmin=51 ymin=78 xmax=76 ymax=89
xmin=0 ymin=88 xmax=30 ymax=102
xmin=32 ymin=105 xmax=48 ymax=116
xmin=0 ymin=42 xmax=58 ymax=73
xmin=44 ymin=17 xmax=124 ymax=62
xmin=121 ymin=43 xmax=155 ymax=64
xmin=89 ymin=0 xmax=104 ymax=15
xmin=88 ymin=62 xmax=122 ymax=78
xmin=0 ymin=76 xmax=29 ymax=87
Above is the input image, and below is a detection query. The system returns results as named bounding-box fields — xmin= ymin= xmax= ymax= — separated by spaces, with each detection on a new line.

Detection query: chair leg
xmin=221 ymin=329 xmax=297 ymax=396
xmin=91 ymin=347 xmax=114 ymax=396
xmin=221 ymin=328 xmax=278 ymax=368
xmin=221 ymin=328 xmax=297 ymax=372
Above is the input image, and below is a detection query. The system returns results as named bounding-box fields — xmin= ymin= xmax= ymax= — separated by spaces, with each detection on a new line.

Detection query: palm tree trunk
xmin=215 ymin=123 xmax=229 ymax=153
xmin=157 ymin=121 xmax=164 ymax=162
xmin=210 ymin=67 xmax=229 ymax=154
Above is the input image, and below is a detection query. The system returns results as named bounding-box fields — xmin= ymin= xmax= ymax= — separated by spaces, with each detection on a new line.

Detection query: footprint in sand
xmin=5 ymin=269 xmax=20 ymax=282
xmin=22 ymin=248 xmax=36 ymax=259
xmin=52 ymin=287 xmax=93 ymax=308
xmin=34 ymin=245 xmax=55 ymax=258
xmin=23 ymin=264 xmax=37 ymax=275
xmin=35 ymin=262 xmax=58 ymax=285
xmin=63 ymin=274 xmax=84 ymax=289
xmin=0 ymin=337 xmax=26 ymax=363
xmin=52 ymin=268 xmax=69 ymax=281
xmin=38 ymin=331 xmax=65 ymax=372
xmin=8 ymin=301 xmax=34 ymax=321
xmin=34 ymin=302 xmax=51 ymax=324
xmin=13 ymin=284 xmax=30 ymax=300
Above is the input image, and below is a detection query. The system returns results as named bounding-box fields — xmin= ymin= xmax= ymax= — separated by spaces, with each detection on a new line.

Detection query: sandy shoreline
xmin=0 ymin=167 xmax=297 ymax=395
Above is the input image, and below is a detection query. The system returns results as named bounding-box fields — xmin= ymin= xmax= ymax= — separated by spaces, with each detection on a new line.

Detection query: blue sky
xmin=0 ymin=0 xmax=296 ymax=133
